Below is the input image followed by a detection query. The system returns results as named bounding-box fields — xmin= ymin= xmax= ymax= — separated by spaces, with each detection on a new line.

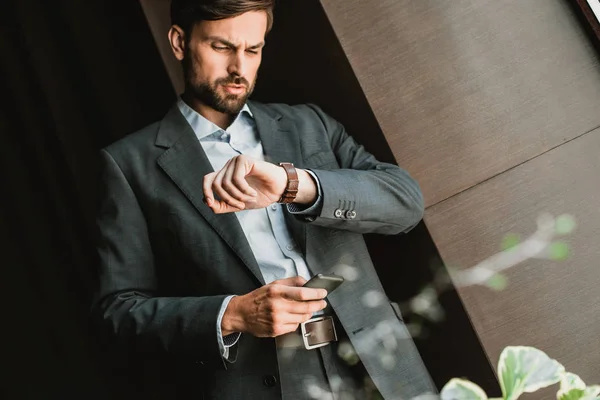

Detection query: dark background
xmin=2 ymin=0 xmax=498 ymax=397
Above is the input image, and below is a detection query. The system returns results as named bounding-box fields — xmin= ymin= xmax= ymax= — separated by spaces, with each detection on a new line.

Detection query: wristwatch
xmin=277 ymin=162 xmax=299 ymax=203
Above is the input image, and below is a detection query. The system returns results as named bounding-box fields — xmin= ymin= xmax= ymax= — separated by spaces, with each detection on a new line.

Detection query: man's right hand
xmin=221 ymin=276 xmax=328 ymax=337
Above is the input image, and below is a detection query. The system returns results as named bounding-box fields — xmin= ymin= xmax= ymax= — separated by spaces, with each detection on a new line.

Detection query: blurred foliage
xmin=441 ymin=346 xmax=599 ymax=400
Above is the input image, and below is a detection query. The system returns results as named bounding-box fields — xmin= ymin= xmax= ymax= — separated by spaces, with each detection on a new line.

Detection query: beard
xmin=190 ymin=76 xmax=254 ymax=115
xmin=183 ymin=53 xmax=255 ymax=115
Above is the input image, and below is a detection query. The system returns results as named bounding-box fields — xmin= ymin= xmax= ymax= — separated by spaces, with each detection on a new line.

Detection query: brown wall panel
xmin=425 ymin=127 xmax=600 ymax=385
xmin=320 ymin=0 xmax=600 ymax=207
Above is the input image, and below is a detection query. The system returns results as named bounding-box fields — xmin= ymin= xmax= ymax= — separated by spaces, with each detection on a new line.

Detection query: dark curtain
xmin=1 ymin=0 xmax=174 ymax=397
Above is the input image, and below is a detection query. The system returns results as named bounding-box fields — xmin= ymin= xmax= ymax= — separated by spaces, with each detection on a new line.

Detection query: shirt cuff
xmin=217 ymin=295 xmax=241 ymax=362
xmin=286 ymin=169 xmax=323 ymax=216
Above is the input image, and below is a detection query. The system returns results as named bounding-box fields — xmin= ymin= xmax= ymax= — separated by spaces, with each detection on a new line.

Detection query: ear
xmin=168 ymin=25 xmax=186 ymax=61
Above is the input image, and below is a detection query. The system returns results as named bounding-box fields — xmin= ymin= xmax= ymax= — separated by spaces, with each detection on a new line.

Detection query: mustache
xmin=216 ymin=76 xmax=250 ymax=87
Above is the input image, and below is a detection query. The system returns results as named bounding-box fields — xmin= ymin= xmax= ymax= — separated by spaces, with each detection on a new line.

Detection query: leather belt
xmin=276 ymin=316 xmax=338 ymax=350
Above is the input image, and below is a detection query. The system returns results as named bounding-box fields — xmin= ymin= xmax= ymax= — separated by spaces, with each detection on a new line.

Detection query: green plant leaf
xmin=583 ymin=385 xmax=600 ymax=398
xmin=502 ymin=234 xmax=521 ymax=251
xmin=498 ymin=346 xmax=564 ymax=400
xmin=560 ymin=389 xmax=586 ymax=400
xmin=558 ymin=372 xmax=586 ymax=400
xmin=575 ymin=383 xmax=600 ymax=400
xmin=441 ymin=378 xmax=488 ymax=400
xmin=558 ymin=387 xmax=600 ymax=400
xmin=549 ymin=242 xmax=570 ymax=260
xmin=555 ymin=214 xmax=577 ymax=235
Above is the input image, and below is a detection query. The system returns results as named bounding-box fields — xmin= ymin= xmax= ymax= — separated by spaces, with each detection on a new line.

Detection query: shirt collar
xmin=176 ymin=97 xmax=253 ymax=140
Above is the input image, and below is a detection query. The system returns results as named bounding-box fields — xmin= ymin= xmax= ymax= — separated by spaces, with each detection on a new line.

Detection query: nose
xmin=227 ymin=50 xmax=247 ymax=78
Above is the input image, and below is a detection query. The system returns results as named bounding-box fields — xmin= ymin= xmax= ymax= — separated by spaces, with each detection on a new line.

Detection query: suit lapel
xmin=248 ymin=101 xmax=302 ymax=167
xmin=155 ymin=105 xmax=265 ymax=285
xmin=249 ymin=101 xmax=308 ymax=257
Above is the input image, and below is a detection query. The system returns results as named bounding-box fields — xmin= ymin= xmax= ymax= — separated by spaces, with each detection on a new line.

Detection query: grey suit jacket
xmin=93 ymin=101 xmax=437 ymax=399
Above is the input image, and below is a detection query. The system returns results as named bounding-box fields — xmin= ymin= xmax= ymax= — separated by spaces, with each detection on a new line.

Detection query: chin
xmin=214 ymin=101 xmax=243 ymax=115
xmin=224 ymin=97 xmax=246 ymax=108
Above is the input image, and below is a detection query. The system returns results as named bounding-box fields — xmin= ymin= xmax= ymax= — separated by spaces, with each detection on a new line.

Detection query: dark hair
xmin=171 ymin=0 xmax=275 ymax=38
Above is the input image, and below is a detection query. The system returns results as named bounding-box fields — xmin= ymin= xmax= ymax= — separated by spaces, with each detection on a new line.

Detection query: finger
xmin=272 ymin=323 xmax=301 ymax=337
xmin=300 ymin=313 xmax=314 ymax=323
xmin=204 ymin=171 xmax=244 ymax=214
xmin=210 ymin=198 xmax=244 ymax=214
xmin=283 ymin=286 xmax=328 ymax=301
xmin=211 ymin=187 xmax=245 ymax=211
xmin=203 ymin=172 xmax=217 ymax=206
xmin=232 ymin=156 xmax=258 ymax=197
xmin=272 ymin=276 xmax=307 ymax=287
xmin=286 ymin=313 xmax=315 ymax=324
xmin=205 ymin=158 xmax=232 ymax=205
xmin=222 ymin=158 xmax=256 ymax=203
xmin=266 ymin=309 xmax=311 ymax=325
xmin=285 ymin=299 xmax=328 ymax=315
xmin=212 ymin=160 xmax=246 ymax=210
xmin=212 ymin=158 xmax=233 ymax=197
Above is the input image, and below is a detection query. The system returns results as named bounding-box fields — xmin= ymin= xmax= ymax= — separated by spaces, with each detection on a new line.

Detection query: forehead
xmin=193 ymin=11 xmax=268 ymax=45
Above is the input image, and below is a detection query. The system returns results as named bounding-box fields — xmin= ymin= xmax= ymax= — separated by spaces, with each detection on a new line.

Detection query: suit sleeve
xmin=92 ymin=149 xmax=233 ymax=369
xmin=301 ymin=104 xmax=425 ymax=235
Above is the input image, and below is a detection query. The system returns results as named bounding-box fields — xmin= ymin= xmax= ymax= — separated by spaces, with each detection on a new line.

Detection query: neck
xmin=181 ymin=92 xmax=236 ymax=130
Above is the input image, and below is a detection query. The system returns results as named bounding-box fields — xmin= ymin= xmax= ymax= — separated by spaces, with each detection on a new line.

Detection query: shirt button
xmin=271 ymin=204 xmax=278 ymax=211
xmin=345 ymin=210 xmax=357 ymax=219
xmin=334 ymin=209 xmax=344 ymax=218
xmin=263 ymin=374 xmax=277 ymax=387
xmin=286 ymin=244 xmax=295 ymax=251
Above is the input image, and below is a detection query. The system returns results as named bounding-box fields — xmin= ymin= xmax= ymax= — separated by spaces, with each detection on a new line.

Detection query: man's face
xmin=181 ymin=11 xmax=267 ymax=115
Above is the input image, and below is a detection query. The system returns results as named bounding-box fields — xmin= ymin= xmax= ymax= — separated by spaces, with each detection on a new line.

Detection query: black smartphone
xmin=303 ymin=273 xmax=345 ymax=293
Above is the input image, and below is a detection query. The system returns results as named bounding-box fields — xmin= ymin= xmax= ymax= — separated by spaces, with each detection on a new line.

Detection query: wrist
xmin=294 ymin=169 xmax=318 ymax=204
xmin=221 ymin=296 xmax=244 ymax=336
xmin=276 ymin=162 xmax=299 ymax=203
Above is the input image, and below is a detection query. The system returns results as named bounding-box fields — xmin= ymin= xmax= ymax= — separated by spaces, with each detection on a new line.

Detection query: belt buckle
xmin=300 ymin=316 xmax=337 ymax=350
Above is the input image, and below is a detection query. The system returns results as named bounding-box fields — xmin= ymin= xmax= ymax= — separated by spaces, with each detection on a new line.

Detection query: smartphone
xmin=303 ymin=273 xmax=345 ymax=294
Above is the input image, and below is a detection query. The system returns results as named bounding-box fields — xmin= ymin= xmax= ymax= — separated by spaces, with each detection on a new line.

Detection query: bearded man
xmin=93 ymin=1 xmax=436 ymax=399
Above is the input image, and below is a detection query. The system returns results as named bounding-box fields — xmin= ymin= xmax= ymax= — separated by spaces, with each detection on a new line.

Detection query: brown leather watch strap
xmin=277 ymin=162 xmax=299 ymax=204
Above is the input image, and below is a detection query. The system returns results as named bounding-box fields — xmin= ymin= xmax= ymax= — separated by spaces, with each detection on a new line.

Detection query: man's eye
xmin=213 ymin=45 xmax=228 ymax=51
xmin=246 ymin=49 xmax=259 ymax=55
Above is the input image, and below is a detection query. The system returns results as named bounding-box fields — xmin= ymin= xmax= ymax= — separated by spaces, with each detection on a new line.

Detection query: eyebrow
xmin=206 ymin=36 xmax=265 ymax=50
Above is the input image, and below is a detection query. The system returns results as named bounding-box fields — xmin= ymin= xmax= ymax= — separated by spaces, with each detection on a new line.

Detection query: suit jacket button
xmin=345 ymin=210 xmax=357 ymax=219
xmin=263 ymin=374 xmax=277 ymax=387
xmin=334 ymin=209 xmax=344 ymax=218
